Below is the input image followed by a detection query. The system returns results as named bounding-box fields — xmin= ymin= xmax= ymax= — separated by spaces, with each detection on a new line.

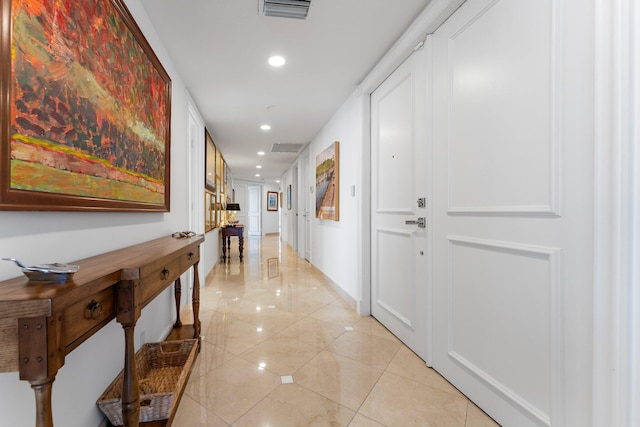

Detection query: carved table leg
xmin=239 ymin=235 xmax=244 ymax=262
xmin=30 ymin=377 xmax=55 ymax=427
xmin=222 ymin=235 xmax=227 ymax=262
xmin=192 ymin=260 xmax=201 ymax=349
xmin=173 ymin=278 xmax=182 ymax=328
xmin=121 ymin=324 xmax=139 ymax=427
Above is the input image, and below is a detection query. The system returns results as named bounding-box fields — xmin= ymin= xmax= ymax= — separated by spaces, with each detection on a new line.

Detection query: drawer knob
xmin=188 ymin=252 xmax=194 ymax=260
xmin=161 ymin=268 xmax=170 ymax=280
xmin=85 ymin=300 xmax=103 ymax=320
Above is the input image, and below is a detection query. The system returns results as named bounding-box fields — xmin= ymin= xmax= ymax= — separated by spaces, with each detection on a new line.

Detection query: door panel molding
xmin=446 ymin=235 xmax=562 ymax=426
xmin=375 ymin=208 xmax=415 ymax=214
xmin=375 ymin=228 xmax=417 ymax=328
xmin=375 ymin=299 xmax=414 ymax=327
xmin=375 ymin=226 xmax=414 ymax=237
xmin=446 ymin=0 xmax=561 ymax=216
xmin=448 ymin=350 xmax=551 ymax=426
xmin=375 ymin=74 xmax=416 ymax=214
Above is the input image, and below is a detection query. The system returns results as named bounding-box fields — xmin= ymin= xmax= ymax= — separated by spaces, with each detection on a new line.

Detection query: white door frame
xmin=593 ymin=0 xmax=640 ymax=425
xmin=187 ymin=94 xmax=204 ymax=302
xmin=291 ymin=165 xmax=298 ymax=252
xmin=298 ymin=151 xmax=309 ymax=260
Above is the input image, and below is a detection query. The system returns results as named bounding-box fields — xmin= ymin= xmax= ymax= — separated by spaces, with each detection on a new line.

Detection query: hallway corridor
xmin=173 ymin=234 xmax=499 ymax=426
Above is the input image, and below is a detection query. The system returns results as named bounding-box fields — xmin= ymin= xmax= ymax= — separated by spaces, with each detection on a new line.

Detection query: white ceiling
xmin=140 ymin=0 xmax=431 ymax=182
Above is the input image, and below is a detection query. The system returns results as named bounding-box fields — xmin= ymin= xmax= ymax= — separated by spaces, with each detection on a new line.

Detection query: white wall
xmin=202 ymin=228 xmax=220 ymax=278
xmin=0 ymin=1 xmax=200 ymax=425
xmin=262 ymin=183 xmax=280 ymax=235
xmin=282 ymin=93 xmax=364 ymax=304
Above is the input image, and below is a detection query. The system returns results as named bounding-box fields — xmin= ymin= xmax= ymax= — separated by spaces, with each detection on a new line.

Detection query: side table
xmin=221 ymin=225 xmax=244 ymax=262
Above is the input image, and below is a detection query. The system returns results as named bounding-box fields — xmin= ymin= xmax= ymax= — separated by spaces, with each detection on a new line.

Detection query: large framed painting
xmin=0 ymin=0 xmax=172 ymax=211
xmin=315 ymin=141 xmax=339 ymax=221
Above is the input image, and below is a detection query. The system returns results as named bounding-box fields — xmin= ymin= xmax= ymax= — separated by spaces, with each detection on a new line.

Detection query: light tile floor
xmin=174 ymin=235 xmax=500 ymax=426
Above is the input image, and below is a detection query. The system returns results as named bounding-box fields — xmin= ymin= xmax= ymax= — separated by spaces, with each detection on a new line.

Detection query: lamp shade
xmin=226 ymin=203 xmax=241 ymax=211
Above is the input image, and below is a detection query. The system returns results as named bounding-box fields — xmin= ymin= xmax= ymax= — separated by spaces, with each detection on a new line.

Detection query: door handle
xmin=405 ymin=217 xmax=426 ymax=228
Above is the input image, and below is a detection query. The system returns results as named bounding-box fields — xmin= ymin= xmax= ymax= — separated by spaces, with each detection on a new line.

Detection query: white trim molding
xmin=593 ymin=0 xmax=639 ymax=425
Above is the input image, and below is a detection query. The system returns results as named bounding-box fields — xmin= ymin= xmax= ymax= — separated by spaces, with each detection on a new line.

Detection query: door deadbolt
xmin=417 ymin=198 xmax=426 ymax=208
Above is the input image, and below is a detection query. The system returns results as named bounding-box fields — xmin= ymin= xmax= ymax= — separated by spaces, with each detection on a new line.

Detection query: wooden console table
xmin=0 ymin=234 xmax=204 ymax=427
xmin=221 ymin=225 xmax=244 ymax=262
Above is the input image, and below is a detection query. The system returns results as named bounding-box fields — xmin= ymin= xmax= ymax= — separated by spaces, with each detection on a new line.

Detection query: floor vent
xmin=271 ymin=143 xmax=304 ymax=153
xmin=261 ymin=0 xmax=311 ymax=20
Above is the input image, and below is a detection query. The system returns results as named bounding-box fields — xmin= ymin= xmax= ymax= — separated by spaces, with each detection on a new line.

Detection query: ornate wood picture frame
xmin=0 ymin=0 xmax=172 ymax=211
xmin=205 ymin=130 xmax=216 ymax=193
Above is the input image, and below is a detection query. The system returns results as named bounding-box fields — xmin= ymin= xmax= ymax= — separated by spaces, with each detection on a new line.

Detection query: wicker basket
xmin=97 ymin=339 xmax=198 ymax=426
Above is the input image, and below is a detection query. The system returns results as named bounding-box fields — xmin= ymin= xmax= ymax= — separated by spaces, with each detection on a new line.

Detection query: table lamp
xmin=226 ymin=203 xmax=240 ymax=226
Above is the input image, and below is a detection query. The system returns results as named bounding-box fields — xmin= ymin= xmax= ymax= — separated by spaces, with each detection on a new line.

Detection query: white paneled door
xmin=247 ymin=185 xmax=261 ymax=236
xmin=371 ymin=49 xmax=429 ymax=362
xmin=431 ymin=0 xmax=595 ymax=426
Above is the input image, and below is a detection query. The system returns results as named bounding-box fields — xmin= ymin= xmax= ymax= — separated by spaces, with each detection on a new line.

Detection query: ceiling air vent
xmin=260 ymin=0 xmax=311 ymax=20
xmin=271 ymin=143 xmax=304 ymax=153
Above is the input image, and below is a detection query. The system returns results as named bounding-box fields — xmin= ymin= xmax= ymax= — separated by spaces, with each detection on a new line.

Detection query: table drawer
xmin=138 ymin=257 xmax=182 ymax=305
xmin=181 ymin=247 xmax=199 ymax=270
xmin=64 ymin=287 xmax=115 ymax=351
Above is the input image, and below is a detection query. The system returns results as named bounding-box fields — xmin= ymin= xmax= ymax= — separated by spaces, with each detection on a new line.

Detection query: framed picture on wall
xmin=204 ymin=190 xmax=214 ymax=232
xmin=315 ymin=141 xmax=339 ymax=221
xmin=287 ymin=185 xmax=292 ymax=210
xmin=267 ymin=191 xmax=278 ymax=211
xmin=1 ymin=0 xmax=171 ymax=211
xmin=205 ymin=131 xmax=216 ymax=192
xmin=279 ymin=192 xmax=283 ymax=208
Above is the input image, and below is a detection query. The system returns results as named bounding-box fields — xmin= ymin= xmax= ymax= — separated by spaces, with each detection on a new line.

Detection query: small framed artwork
xmin=287 ymin=185 xmax=292 ymax=210
xmin=267 ymin=191 xmax=278 ymax=211
xmin=279 ymin=192 xmax=283 ymax=208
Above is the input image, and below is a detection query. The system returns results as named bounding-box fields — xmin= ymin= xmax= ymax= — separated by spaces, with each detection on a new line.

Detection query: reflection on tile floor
xmin=174 ymin=235 xmax=500 ymax=426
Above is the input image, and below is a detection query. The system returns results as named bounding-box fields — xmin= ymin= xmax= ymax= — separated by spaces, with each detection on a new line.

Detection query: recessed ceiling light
xmin=268 ymin=55 xmax=285 ymax=67
xmin=255 ymin=174 xmax=261 ymax=177
xmin=257 ymin=151 xmax=265 ymax=156
xmin=260 ymin=124 xmax=271 ymax=131
xmin=256 ymin=165 xmax=262 ymax=169
xmin=276 ymin=180 xmax=280 ymax=183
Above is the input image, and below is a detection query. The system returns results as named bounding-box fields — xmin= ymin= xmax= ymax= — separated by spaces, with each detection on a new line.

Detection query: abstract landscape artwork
xmin=0 ymin=0 xmax=171 ymax=211
xmin=315 ymin=141 xmax=339 ymax=221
